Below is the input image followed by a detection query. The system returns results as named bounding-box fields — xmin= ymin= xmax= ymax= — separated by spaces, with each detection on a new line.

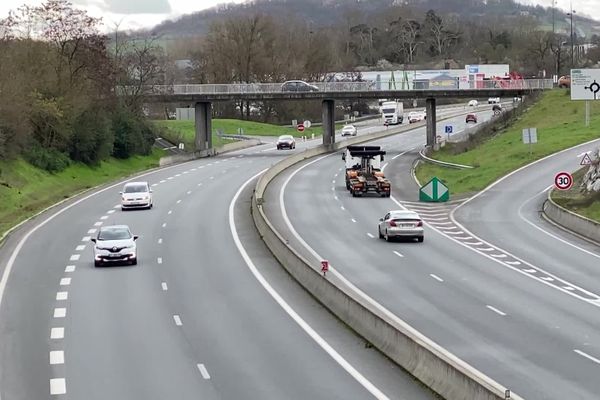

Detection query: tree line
xmin=0 ymin=0 xmax=164 ymax=171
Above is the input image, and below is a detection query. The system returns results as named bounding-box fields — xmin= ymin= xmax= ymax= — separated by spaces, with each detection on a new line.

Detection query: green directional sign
xmin=419 ymin=177 xmax=450 ymax=202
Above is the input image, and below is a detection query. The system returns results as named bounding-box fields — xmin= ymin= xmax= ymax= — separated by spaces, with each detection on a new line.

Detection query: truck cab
xmin=381 ymin=101 xmax=403 ymax=125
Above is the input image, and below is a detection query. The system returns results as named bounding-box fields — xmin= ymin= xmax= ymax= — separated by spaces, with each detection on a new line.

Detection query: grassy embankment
xmin=0 ymin=150 xmax=163 ymax=235
xmin=551 ymin=168 xmax=600 ymax=221
xmin=416 ymin=90 xmax=600 ymax=213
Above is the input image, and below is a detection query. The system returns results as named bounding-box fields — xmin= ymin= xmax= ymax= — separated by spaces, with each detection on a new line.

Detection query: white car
xmin=378 ymin=210 xmax=424 ymax=242
xmin=121 ymin=181 xmax=153 ymax=210
xmin=468 ymin=99 xmax=478 ymax=107
xmin=91 ymin=225 xmax=138 ymax=266
xmin=407 ymin=111 xmax=426 ymax=124
xmin=341 ymin=125 xmax=357 ymax=136
xmin=488 ymin=97 xmax=500 ymax=104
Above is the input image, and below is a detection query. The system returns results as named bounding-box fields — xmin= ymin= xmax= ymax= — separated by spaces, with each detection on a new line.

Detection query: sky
xmin=1 ymin=0 xmax=599 ymax=31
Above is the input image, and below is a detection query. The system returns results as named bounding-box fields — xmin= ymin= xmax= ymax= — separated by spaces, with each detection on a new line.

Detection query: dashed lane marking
xmin=69 ymin=255 xmax=80 ymax=261
xmin=161 ymin=282 xmax=168 ymax=291
xmin=50 ymin=378 xmax=66 ymax=395
xmin=53 ymin=308 xmax=66 ymax=318
xmin=367 ymin=233 xmax=375 ymax=238
xmin=157 ymin=257 xmax=162 ymax=264
xmin=100 ymin=216 xmax=108 ymax=220
xmin=49 ymin=351 xmax=64 ymax=365
xmin=87 ymin=229 xmax=97 ymax=234
xmin=64 ymin=265 xmax=75 ymax=273
xmin=173 ymin=315 xmax=183 ymax=326
xmin=486 ymin=305 xmax=507 ymax=316
xmin=197 ymin=364 xmax=211 ymax=379
xmin=81 ymin=236 xmax=90 ymax=242
xmin=50 ymin=327 xmax=64 ymax=339
xmin=107 ymin=210 xmax=115 ymax=214
xmin=351 ymin=218 xmax=357 ymax=223
xmin=60 ymin=278 xmax=71 ymax=286
xmin=574 ymin=349 xmax=600 ymax=365
xmin=430 ymin=274 xmax=444 ymax=282
xmin=75 ymin=245 xmax=85 ymax=251
xmin=158 ymin=238 xmax=163 ymax=244
xmin=393 ymin=251 xmax=404 ymax=258
xmin=93 ymin=222 xmax=102 ymax=227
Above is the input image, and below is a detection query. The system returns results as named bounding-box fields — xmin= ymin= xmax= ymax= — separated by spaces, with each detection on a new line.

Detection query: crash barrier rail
xmin=543 ymin=191 xmax=600 ymax=244
xmin=419 ymin=148 xmax=475 ymax=170
xmin=129 ymin=79 xmax=553 ymax=96
xmin=252 ymin=110 xmax=523 ymax=400
xmin=158 ymin=139 xmax=261 ymax=167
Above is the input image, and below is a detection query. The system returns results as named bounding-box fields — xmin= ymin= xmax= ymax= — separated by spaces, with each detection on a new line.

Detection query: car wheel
xmin=385 ymin=230 xmax=391 ymax=242
xmin=351 ymin=189 xmax=357 ymax=197
xmin=121 ymin=207 xmax=126 ymax=211
xmin=378 ymin=227 xmax=384 ymax=239
xmin=131 ymin=258 xmax=137 ymax=265
xmin=417 ymin=236 xmax=424 ymax=243
xmin=94 ymin=260 xmax=102 ymax=267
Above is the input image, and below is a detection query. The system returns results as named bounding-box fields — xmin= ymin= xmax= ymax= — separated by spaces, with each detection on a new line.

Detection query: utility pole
xmin=551 ymin=0 xmax=555 ymax=35
xmin=567 ymin=5 xmax=576 ymax=68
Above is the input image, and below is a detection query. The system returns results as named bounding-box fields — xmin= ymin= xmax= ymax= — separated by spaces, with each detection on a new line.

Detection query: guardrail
xmin=251 ymin=107 xmax=523 ymax=400
xmin=130 ymin=79 xmax=553 ymax=96
xmin=542 ymin=191 xmax=600 ymax=244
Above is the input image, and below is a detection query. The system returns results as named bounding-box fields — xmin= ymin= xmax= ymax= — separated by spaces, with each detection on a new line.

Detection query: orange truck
xmin=342 ymin=145 xmax=391 ymax=197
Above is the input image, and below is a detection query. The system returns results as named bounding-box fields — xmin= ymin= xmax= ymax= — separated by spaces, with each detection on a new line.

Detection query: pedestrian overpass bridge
xmin=138 ymin=79 xmax=553 ymax=151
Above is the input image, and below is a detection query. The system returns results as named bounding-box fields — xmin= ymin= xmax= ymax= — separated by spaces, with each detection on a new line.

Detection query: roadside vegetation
xmin=550 ymin=168 xmax=600 ymax=222
xmin=416 ymin=90 xmax=600 ymax=196
xmin=0 ymin=150 xmax=163 ymax=235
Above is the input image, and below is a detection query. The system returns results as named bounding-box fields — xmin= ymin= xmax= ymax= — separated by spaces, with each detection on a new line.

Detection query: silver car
xmin=378 ymin=210 xmax=424 ymax=242
xmin=91 ymin=225 xmax=138 ymax=266
xmin=341 ymin=124 xmax=357 ymax=136
xmin=121 ymin=181 xmax=153 ymax=210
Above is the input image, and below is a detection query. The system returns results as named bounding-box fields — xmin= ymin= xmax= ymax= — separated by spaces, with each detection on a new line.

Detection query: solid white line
xmin=574 ymin=349 xmax=600 ymax=365
xmin=157 ymin=257 xmax=162 ymax=264
xmin=87 ymin=229 xmax=97 ymax=234
xmin=161 ymin=282 xmax=168 ymax=291
xmin=75 ymin=245 xmax=85 ymax=251
xmin=56 ymin=292 xmax=68 ymax=301
xmin=393 ymin=251 xmax=404 ymax=258
xmin=486 ymin=305 xmax=507 ymax=316
xmin=158 ymin=238 xmax=163 ymax=244
xmin=231 ymin=168 xmax=390 ymax=400
xmin=50 ymin=378 xmax=66 ymax=395
xmin=563 ymin=286 xmax=575 ymax=291
xmin=49 ymin=351 xmax=64 ymax=365
xmin=69 ymin=254 xmax=80 ymax=261
xmin=197 ymin=363 xmax=211 ymax=379
xmin=100 ymin=215 xmax=108 ymax=220
xmin=54 ymin=308 xmax=66 ymax=318
xmin=59 ymin=278 xmax=71 ymax=286
xmin=430 ymin=274 xmax=444 ymax=282
xmin=64 ymin=265 xmax=75 ymax=273
xmin=50 ymin=327 xmax=64 ymax=339
xmin=93 ymin=221 xmax=102 ymax=226
xmin=81 ymin=236 xmax=90 ymax=242
xmin=173 ymin=315 xmax=182 ymax=326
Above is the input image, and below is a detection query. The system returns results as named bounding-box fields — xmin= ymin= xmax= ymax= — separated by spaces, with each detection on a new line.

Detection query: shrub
xmin=24 ymin=141 xmax=70 ymax=172
xmin=69 ymin=108 xmax=113 ymax=165
xmin=111 ymin=107 xmax=156 ymax=159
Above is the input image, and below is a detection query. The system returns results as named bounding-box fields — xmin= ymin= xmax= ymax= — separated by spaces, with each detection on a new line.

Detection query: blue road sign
xmin=445 ymin=125 xmax=453 ymax=134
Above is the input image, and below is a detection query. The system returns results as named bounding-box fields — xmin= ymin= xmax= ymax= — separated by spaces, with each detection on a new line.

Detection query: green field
xmin=0 ymin=150 xmax=163 ymax=235
xmin=416 ymin=90 xmax=600 ymax=196
xmin=551 ymin=168 xmax=600 ymax=222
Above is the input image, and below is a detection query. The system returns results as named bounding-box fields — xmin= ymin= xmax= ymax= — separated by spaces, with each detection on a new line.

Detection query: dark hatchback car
xmin=281 ymin=80 xmax=319 ymax=92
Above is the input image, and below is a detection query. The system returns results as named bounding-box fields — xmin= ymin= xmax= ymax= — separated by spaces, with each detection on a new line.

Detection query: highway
xmin=0 ymin=117 xmax=449 ymax=399
xmin=268 ymin=112 xmax=600 ymax=399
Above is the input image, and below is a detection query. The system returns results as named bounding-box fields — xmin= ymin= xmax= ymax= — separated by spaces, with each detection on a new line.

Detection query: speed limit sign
xmin=554 ymin=172 xmax=573 ymax=190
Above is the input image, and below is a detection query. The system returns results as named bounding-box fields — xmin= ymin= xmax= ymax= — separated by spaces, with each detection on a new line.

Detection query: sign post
xmin=445 ymin=125 xmax=453 ymax=140
xmin=419 ymin=177 xmax=449 ymax=202
xmin=321 ymin=260 xmax=329 ymax=276
xmin=522 ymin=127 xmax=537 ymax=155
xmin=554 ymin=171 xmax=573 ymax=191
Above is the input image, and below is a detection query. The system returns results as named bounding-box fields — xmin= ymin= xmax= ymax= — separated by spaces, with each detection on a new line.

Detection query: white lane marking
xmin=391 ymin=147 xmax=417 ymax=160
xmin=198 ymin=183 xmax=203 ymax=187
xmin=455 ymin=236 xmax=473 ymax=240
xmin=157 ymin=257 xmax=162 ymax=264
xmin=54 ymin=308 xmax=66 ymax=318
xmin=443 ymin=230 xmax=464 ymax=235
xmin=426 ymin=217 xmax=450 ymax=222
xmin=486 ymin=305 xmax=507 ymax=316
xmin=564 ymin=286 xmax=575 ymax=291
xmin=197 ymin=363 xmax=211 ymax=379
xmin=49 ymin=351 xmax=64 ymax=365
xmin=430 ymin=221 xmax=453 ymax=226
xmin=93 ymin=222 xmax=102 ymax=226
xmin=107 ymin=210 xmax=115 ymax=214
xmin=341 ymin=206 xmax=345 ymax=211
xmin=50 ymin=327 xmax=64 ymax=339
xmin=506 ymin=261 xmax=521 ymax=265
xmin=59 ymin=278 xmax=71 ymax=286
xmin=491 ymin=254 xmax=507 ymax=258
xmin=577 ymin=151 xmax=591 ymax=157
xmin=177 ymin=200 xmax=182 ymax=204
xmin=393 ymin=251 xmax=404 ymax=258
xmin=430 ymin=274 xmax=444 ymax=282
xmin=367 ymin=233 xmax=375 ymax=238
xmin=69 ymin=255 xmax=80 ymax=261
xmin=574 ymin=349 xmax=600 ymax=365
xmin=464 ymin=241 xmax=483 ymax=246
xmin=81 ymin=236 xmax=90 ymax=242
xmin=173 ymin=315 xmax=183 ymax=326
xmin=334 ymin=196 xmax=338 ymax=200
xmin=477 ymin=247 xmax=495 ymax=252
xmin=65 ymin=265 xmax=75 ymax=273
xmin=541 ymin=277 xmax=555 ymax=281
xmin=168 ymin=177 xmax=174 ymax=180
xmin=158 ymin=238 xmax=163 ymax=244
xmin=161 ymin=282 xmax=168 ymax=291
xmin=87 ymin=229 xmax=97 ymax=234
xmin=162 ymin=223 xmax=167 ymax=228
xmin=331 ymin=187 xmax=334 ymax=191
xmin=114 ymin=204 xmax=121 ymax=208
xmin=100 ymin=215 xmax=108 ymax=220
xmin=75 ymin=245 xmax=85 ymax=251
xmin=523 ymin=268 xmax=537 ymax=273
xmin=160 ymin=180 xmax=166 ymax=183
xmin=332 ymin=180 xmax=335 ymax=184
xmin=56 ymin=292 xmax=68 ymax=301
xmin=232 ymin=168 xmax=390 ymax=400
xmin=168 ymin=210 xmax=172 ymax=215
xmin=334 ymin=173 xmax=338 ymax=177
xmin=151 ymin=183 xmax=158 ymax=186
xmin=187 ymin=190 xmax=192 ymax=195
xmin=381 ymin=163 xmax=388 ymax=171
xmin=50 ymin=378 xmax=66 ymax=395
xmin=210 ymin=177 xmax=214 ymax=180
xmin=351 ymin=218 xmax=357 ymax=223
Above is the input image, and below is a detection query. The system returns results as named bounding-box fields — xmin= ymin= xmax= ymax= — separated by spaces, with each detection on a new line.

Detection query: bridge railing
xmin=139 ymin=79 xmax=553 ymax=96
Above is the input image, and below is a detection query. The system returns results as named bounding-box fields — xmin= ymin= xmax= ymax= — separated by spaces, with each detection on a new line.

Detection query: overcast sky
xmin=1 ymin=0 xmax=599 ymax=31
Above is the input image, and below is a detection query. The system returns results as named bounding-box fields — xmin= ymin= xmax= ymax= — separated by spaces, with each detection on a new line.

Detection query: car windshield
xmin=124 ymin=184 xmax=147 ymax=193
xmin=279 ymin=135 xmax=293 ymax=141
xmin=382 ymin=108 xmax=395 ymax=113
xmin=98 ymin=227 xmax=131 ymax=241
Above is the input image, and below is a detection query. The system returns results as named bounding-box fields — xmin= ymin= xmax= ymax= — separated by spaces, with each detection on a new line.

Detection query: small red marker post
xmin=321 ymin=260 xmax=329 ymax=276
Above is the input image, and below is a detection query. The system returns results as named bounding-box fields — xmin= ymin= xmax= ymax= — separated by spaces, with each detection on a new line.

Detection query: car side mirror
xmin=90 ymin=238 xmax=96 ymax=243
xmin=379 ymin=218 xmax=384 ymax=222
xmin=119 ymin=191 xmax=123 ymax=195
xmin=149 ymin=189 xmax=153 ymax=193
xmin=133 ymin=235 xmax=139 ymax=241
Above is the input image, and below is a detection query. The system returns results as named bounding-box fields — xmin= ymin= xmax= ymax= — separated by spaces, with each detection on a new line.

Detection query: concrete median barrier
xmin=543 ymin=191 xmax=600 ymax=244
xmin=159 ymin=139 xmax=262 ymax=167
xmin=252 ymin=115 xmax=524 ymax=400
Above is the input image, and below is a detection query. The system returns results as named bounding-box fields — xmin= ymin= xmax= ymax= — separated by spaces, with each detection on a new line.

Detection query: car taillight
xmin=389 ymin=220 xmax=397 ymax=227
xmin=416 ymin=220 xmax=423 ymax=227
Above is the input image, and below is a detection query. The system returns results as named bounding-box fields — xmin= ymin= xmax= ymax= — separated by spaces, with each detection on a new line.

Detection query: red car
xmin=465 ymin=114 xmax=477 ymax=123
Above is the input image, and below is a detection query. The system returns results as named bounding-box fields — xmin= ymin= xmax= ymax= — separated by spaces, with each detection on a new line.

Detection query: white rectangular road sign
xmin=522 ymin=128 xmax=537 ymax=144
xmin=571 ymin=69 xmax=600 ymax=100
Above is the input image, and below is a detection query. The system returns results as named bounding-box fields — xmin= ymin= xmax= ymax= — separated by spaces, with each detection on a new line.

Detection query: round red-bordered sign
xmin=297 ymin=123 xmax=305 ymax=132
xmin=554 ymin=171 xmax=573 ymax=190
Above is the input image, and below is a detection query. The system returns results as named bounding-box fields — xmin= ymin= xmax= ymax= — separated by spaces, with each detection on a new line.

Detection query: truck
xmin=381 ymin=101 xmax=403 ymax=125
xmin=342 ymin=145 xmax=391 ymax=197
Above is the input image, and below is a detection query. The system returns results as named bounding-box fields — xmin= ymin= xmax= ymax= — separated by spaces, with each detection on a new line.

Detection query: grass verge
xmin=551 ymin=168 xmax=600 ymax=221
xmin=416 ymin=90 xmax=600 ymax=196
xmin=0 ymin=149 xmax=163 ymax=235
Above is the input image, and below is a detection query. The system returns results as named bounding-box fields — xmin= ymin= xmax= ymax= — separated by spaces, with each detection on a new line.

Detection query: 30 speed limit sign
xmin=554 ymin=171 xmax=573 ymax=190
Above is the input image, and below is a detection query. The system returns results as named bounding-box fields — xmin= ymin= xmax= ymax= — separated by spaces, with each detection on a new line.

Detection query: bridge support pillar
xmin=322 ymin=99 xmax=335 ymax=147
xmin=426 ymin=98 xmax=437 ymax=148
xmin=194 ymin=102 xmax=212 ymax=152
